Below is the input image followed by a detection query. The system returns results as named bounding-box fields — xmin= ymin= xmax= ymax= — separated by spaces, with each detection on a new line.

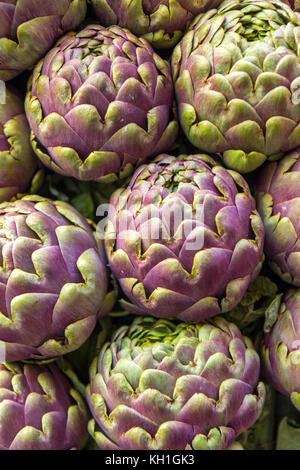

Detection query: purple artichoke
xmin=262 ymin=289 xmax=300 ymax=412
xmin=0 ymin=85 xmax=37 ymax=203
xmin=0 ymin=195 xmax=110 ymax=362
xmin=256 ymin=148 xmax=300 ymax=286
xmin=0 ymin=362 xmax=88 ymax=450
xmin=0 ymin=0 xmax=87 ymax=81
xmin=25 ymin=25 xmax=178 ymax=184
xmin=172 ymin=0 xmax=300 ymax=174
xmin=104 ymin=154 xmax=265 ymax=322
xmin=87 ymin=316 xmax=265 ymax=450
xmin=91 ymin=0 xmax=223 ymax=49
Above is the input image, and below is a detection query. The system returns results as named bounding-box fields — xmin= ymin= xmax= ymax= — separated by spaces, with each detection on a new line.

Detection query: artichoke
xmin=172 ymin=0 xmax=300 ymax=173
xmin=0 ymin=85 xmax=37 ymax=203
xmin=0 ymin=0 xmax=87 ymax=81
xmin=25 ymin=25 xmax=178 ymax=184
xmin=0 ymin=362 xmax=88 ymax=449
xmin=262 ymin=288 xmax=300 ymax=412
xmin=256 ymin=148 xmax=300 ymax=286
xmin=42 ymin=172 xmax=125 ymax=222
xmin=91 ymin=0 xmax=223 ymax=49
xmin=0 ymin=195 xmax=110 ymax=362
xmin=87 ymin=316 xmax=266 ymax=450
xmin=105 ymin=153 xmax=265 ymax=321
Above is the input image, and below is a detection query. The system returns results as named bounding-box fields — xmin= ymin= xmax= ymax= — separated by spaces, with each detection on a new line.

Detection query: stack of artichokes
xmin=0 ymin=0 xmax=300 ymax=451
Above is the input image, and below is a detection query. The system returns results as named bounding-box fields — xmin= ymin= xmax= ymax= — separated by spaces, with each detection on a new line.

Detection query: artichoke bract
xmin=91 ymin=0 xmax=223 ymax=49
xmin=0 ymin=86 xmax=37 ymax=203
xmin=256 ymin=149 xmax=300 ymax=286
xmin=0 ymin=362 xmax=88 ymax=450
xmin=105 ymin=154 xmax=265 ymax=321
xmin=0 ymin=0 xmax=87 ymax=81
xmin=87 ymin=316 xmax=266 ymax=450
xmin=25 ymin=25 xmax=178 ymax=184
xmin=0 ymin=195 xmax=109 ymax=362
xmin=172 ymin=0 xmax=300 ymax=174
xmin=262 ymin=289 xmax=300 ymax=412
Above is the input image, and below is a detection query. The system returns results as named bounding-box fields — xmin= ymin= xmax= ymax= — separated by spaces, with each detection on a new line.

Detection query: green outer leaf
xmin=276 ymin=417 xmax=300 ymax=450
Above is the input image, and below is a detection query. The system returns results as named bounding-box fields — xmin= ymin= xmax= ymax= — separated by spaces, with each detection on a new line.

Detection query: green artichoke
xmin=172 ymin=0 xmax=300 ymax=173
xmin=25 ymin=25 xmax=178 ymax=184
xmin=105 ymin=153 xmax=265 ymax=321
xmin=0 ymin=0 xmax=87 ymax=81
xmin=0 ymin=85 xmax=37 ymax=203
xmin=87 ymin=316 xmax=265 ymax=450
xmin=0 ymin=195 xmax=112 ymax=362
xmin=0 ymin=362 xmax=88 ymax=450
xmin=91 ymin=0 xmax=223 ymax=49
